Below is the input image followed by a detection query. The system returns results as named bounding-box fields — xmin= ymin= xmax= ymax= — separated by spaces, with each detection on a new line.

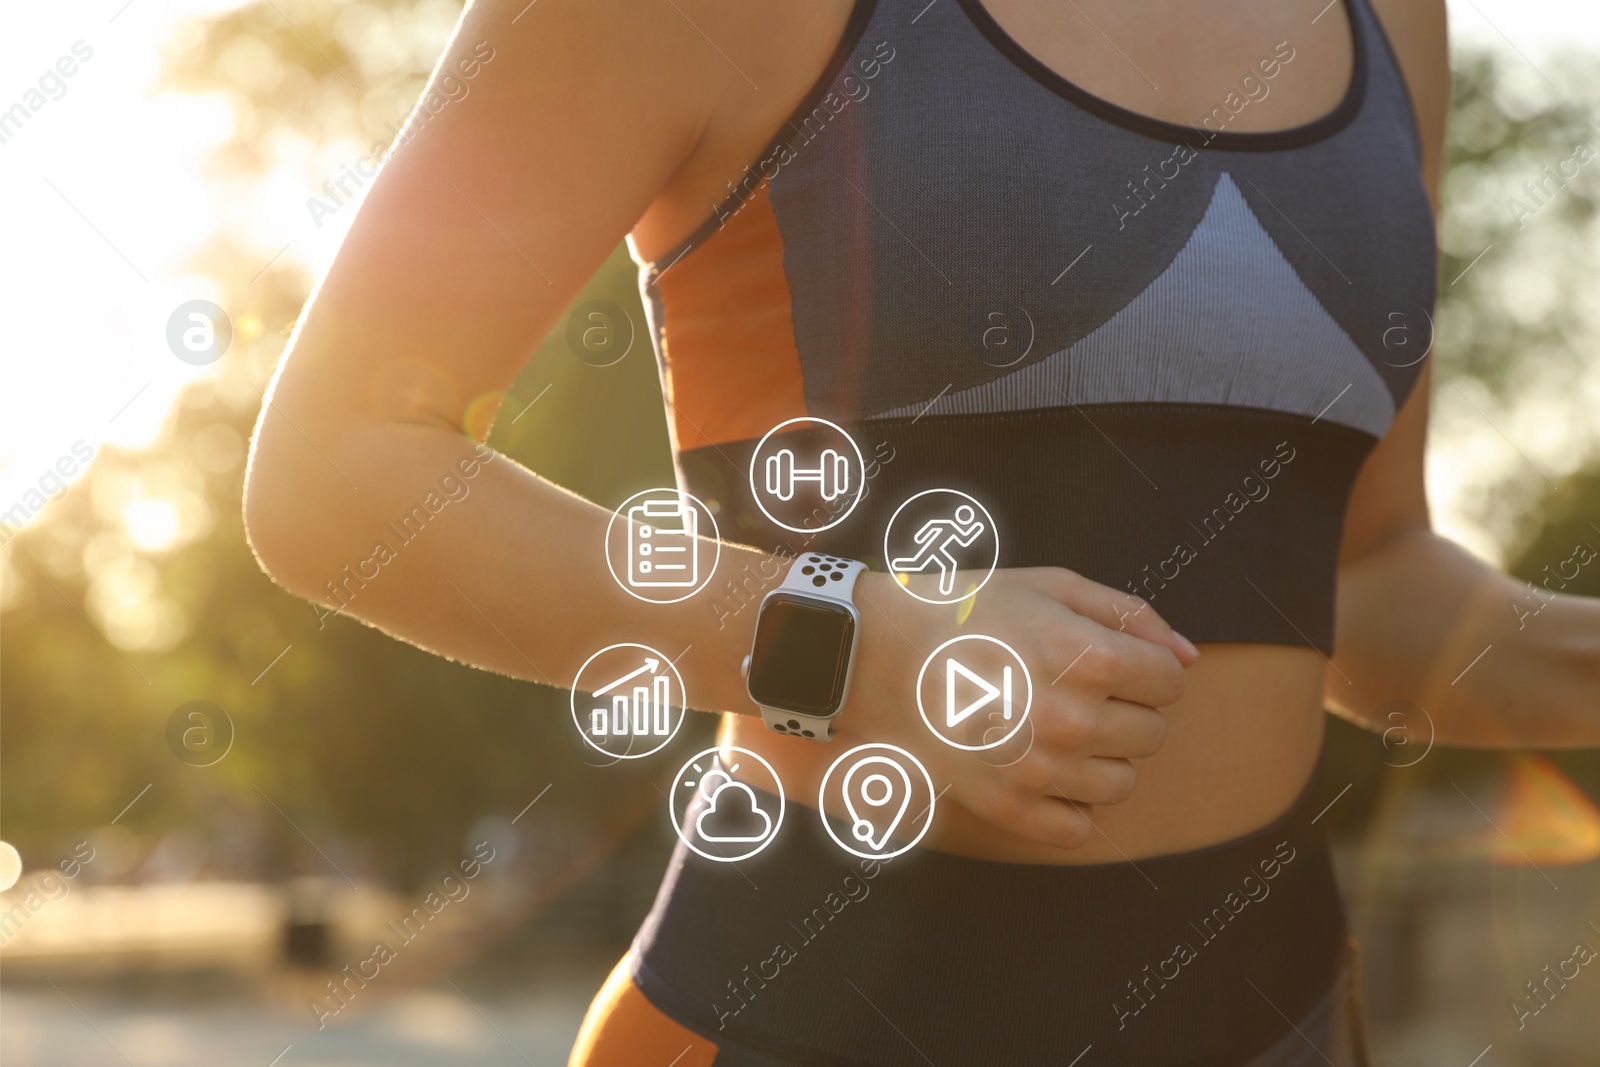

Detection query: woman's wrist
xmin=671 ymin=546 xmax=785 ymax=719
xmin=833 ymin=570 xmax=927 ymax=742
xmin=687 ymin=556 xmax=918 ymax=739
xmin=683 ymin=555 xmax=938 ymax=741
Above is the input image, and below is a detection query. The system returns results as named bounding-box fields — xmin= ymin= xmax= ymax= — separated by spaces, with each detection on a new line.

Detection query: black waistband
xmin=632 ymin=766 xmax=1346 ymax=1066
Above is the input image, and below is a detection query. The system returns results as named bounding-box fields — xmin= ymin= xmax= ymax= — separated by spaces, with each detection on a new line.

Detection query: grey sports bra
xmin=633 ymin=0 xmax=1436 ymax=651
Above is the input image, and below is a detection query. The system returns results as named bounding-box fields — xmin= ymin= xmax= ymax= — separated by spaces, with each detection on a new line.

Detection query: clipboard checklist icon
xmin=628 ymin=497 xmax=698 ymax=588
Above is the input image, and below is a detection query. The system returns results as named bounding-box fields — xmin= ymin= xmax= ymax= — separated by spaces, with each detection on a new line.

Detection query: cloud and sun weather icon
xmin=669 ymin=747 xmax=785 ymax=862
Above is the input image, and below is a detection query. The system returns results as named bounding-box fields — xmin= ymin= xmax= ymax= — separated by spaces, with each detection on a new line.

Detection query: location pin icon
xmin=841 ymin=756 xmax=913 ymax=851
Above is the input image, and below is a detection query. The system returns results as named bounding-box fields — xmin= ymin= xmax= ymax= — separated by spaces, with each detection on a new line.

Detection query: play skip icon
xmin=946 ymin=657 xmax=1012 ymax=728
xmin=917 ymin=635 xmax=1033 ymax=753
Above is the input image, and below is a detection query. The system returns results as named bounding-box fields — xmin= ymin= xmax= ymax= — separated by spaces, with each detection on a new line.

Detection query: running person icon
xmin=890 ymin=504 xmax=986 ymax=597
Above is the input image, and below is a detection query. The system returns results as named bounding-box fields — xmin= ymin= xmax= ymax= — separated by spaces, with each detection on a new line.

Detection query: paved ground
xmin=7 ymin=842 xmax=1600 ymax=1065
xmin=3 ymin=967 xmax=611 ymax=1067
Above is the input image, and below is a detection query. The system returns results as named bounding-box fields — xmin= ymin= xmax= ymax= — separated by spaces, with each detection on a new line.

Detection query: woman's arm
xmin=244 ymin=0 xmax=781 ymax=712
xmin=1330 ymin=0 xmax=1600 ymax=746
xmin=1329 ymin=361 xmax=1600 ymax=747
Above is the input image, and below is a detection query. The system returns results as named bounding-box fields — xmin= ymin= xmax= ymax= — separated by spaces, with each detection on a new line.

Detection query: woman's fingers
xmin=893 ymin=566 xmax=1197 ymax=847
xmin=1045 ymin=755 xmax=1138 ymax=806
xmin=1042 ymin=568 xmax=1201 ymax=667
xmin=971 ymin=788 xmax=1095 ymax=850
xmin=1054 ymin=628 xmax=1188 ymax=709
xmin=1005 ymin=737 xmax=1137 ymax=803
xmin=1081 ymin=699 xmax=1166 ymax=760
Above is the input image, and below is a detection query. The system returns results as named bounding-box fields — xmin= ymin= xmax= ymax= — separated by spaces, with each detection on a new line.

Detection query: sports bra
xmin=629 ymin=0 xmax=1436 ymax=652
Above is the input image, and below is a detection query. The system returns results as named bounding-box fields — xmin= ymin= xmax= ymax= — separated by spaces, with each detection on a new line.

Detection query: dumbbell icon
xmin=765 ymin=448 xmax=851 ymax=501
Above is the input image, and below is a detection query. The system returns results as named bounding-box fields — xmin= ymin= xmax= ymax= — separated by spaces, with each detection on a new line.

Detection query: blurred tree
xmin=1430 ymin=48 xmax=1600 ymax=550
xmin=1507 ymin=465 xmax=1600 ymax=598
xmin=1434 ymin=50 xmax=1599 ymax=393
xmin=1 ymin=0 xmax=686 ymax=889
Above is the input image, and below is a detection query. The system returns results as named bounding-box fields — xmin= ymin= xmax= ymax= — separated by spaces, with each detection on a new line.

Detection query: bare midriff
xmin=723 ymin=644 xmax=1329 ymax=865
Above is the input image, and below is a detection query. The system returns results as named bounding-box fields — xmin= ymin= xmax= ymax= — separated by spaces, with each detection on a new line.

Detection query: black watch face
xmin=747 ymin=595 xmax=855 ymax=716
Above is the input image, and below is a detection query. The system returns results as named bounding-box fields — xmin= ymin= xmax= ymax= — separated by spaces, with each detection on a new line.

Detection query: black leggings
xmin=630 ymin=766 xmax=1348 ymax=1066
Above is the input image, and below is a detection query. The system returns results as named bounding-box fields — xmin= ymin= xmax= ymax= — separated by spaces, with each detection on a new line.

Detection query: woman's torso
xmin=626 ymin=0 xmax=1434 ymax=864
xmin=732 ymin=644 xmax=1330 ymax=864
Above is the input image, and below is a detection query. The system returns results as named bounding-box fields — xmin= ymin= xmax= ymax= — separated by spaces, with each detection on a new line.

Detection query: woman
xmin=243 ymin=0 xmax=1600 ymax=1062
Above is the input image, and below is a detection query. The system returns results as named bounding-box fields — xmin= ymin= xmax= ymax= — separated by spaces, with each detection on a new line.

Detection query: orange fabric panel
xmin=569 ymin=954 xmax=720 ymax=1067
xmin=655 ymin=183 xmax=809 ymax=451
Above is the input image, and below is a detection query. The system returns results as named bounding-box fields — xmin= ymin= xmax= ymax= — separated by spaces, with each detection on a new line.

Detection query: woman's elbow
xmin=241 ymin=419 xmax=320 ymax=597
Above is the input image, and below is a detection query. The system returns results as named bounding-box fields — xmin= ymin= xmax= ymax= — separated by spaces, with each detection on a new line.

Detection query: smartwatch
xmin=741 ymin=553 xmax=866 ymax=741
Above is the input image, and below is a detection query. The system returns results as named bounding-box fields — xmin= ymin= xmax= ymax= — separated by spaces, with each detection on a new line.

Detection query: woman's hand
xmin=839 ymin=568 xmax=1198 ymax=850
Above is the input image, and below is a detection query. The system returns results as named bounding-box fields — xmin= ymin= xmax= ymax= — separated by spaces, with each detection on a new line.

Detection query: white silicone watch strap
xmin=778 ymin=552 xmax=866 ymax=599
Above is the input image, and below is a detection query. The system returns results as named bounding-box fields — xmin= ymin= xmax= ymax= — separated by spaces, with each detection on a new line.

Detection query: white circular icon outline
xmin=916 ymin=634 xmax=1034 ymax=751
xmin=818 ymin=743 xmax=936 ymax=859
xmin=604 ymin=488 xmax=721 ymax=605
xmin=570 ymin=643 xmax=687 ymax=760
xmin=882 ymin=488 xmax=1000 ymax=605
xmin=748 ymin=417 xmax=866 ymax=534
xmin=670 ymin=745 xmax=786 ymax=863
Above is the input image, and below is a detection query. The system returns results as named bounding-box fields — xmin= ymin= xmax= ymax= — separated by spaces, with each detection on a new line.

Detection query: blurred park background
xmin=2 ymin=0 xmax=1600 ymax=1063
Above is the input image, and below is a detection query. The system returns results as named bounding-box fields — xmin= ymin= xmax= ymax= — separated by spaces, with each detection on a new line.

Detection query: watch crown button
xmin=740 ymin=654 xmax=751 ymax=679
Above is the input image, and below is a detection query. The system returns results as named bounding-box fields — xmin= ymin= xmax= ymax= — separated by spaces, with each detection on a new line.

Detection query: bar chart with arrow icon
xmin=570 ymin=644 xmax=686 ymax=760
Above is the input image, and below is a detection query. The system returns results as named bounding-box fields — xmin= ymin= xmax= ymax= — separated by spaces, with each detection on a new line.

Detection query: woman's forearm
xmin=1329 ymin=526 xmax=1600 ymax=747
xmin=245 ymin=406 xmax=770 ymax=717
